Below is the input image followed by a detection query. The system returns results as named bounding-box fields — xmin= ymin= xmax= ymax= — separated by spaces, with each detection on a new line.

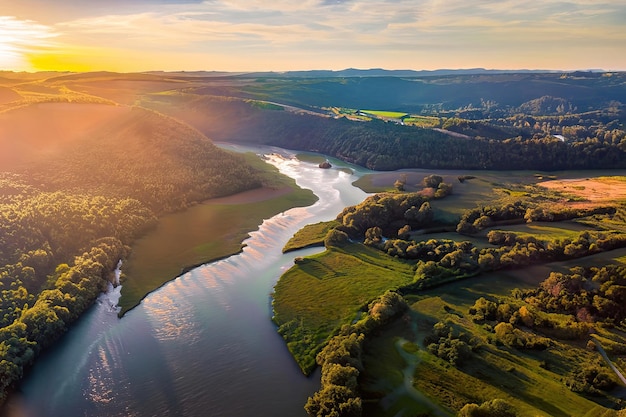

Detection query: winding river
xmin=5 ymin=145 xmax=371 ymax=417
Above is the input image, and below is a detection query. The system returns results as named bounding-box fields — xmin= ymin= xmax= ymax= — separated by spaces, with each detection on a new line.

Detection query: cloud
xmin=0 ymin=16 xmax=58 ymax=70
xmin=3 ymin=0 xmax=625 ymax=71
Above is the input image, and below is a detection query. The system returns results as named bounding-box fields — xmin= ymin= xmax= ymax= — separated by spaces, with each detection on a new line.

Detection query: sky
xmin=1 ymin=0 xmax=625 ymax=73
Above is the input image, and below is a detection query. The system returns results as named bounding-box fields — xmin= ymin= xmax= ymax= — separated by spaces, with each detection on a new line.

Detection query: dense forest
xmin=0 ymin=98 xmax=266 ymax=402
xmin=138 ymin=82 xmax=626 ymax=171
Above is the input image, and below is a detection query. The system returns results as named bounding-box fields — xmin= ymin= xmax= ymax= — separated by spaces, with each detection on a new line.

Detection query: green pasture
xmin=272 ymin=243 xmax=415 ymax=373
xmin=403 ymin=115 xmax=441 ymax=128
xmin=282 ymin=220 xmax=340 ymax=252
xmin=487 ymin=222 xmax=591 ymax=241
xmin=360 ymin=110 xmax=409 ymax=119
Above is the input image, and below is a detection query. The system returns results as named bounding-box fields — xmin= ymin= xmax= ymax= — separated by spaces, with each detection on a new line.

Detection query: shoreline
xmin=117 ymin=181 xmax=317 ymax=316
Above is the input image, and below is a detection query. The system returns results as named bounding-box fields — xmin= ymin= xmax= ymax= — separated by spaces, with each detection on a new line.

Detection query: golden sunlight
xmin=0 ymin=16 xmax=57 ymax=71
xmin=27 ymin=49 xmax=100 ymax=73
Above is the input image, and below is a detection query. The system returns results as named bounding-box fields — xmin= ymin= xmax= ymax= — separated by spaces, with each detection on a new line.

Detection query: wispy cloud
xmin=1 ymin=0 xmax=625 ymax=71
xmin=0 ymin=16 xmax=58 ymax=70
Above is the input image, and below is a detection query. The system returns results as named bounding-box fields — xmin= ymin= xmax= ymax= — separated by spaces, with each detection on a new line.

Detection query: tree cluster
xmin=458 ymin=399 xmax=518 ymax=417
xmin=0 ymin=179 xmax=154 ymax=329
xmin=380 ymin=226 xmax=626 ymax=293
xmin=305 ymin=291 xmax=408 ymax=417
xmin=336 ymin=192 xmax=431 ymax=238
xmin=565 ymin=359 xmax=616 ymax=395
xmin=456 ymin=200 xmax=616 ymax=236
xmin=424 ymin=321 xmax=474 ymax=366
xmin=523 ymin=265 xmax=626 ymax=325
xmin=0 ymin=238 xmax=127 ymax=403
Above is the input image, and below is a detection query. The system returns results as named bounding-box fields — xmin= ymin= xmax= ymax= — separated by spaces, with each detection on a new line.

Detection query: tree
xmin=364 ymin=227 xmax=383 ymax=246
xmin=458 ymin=399 xmax=518 ymax=417
xmin=422 ymin=174 xmax=443 ymax=188
xmin=394 ymin=174 xmax=407 ymax=191
xmin=397 ymin=224 xmax=411 ymax=239
xmin=320 ymin=363 xmax=359 ymax=391
xmin=324 ymin=229 xmax=350 ymax=249
xmin=305 ymin=384 xmax=362 ymax=417
xmin=434 ymin=182 xmax=453 ymax=198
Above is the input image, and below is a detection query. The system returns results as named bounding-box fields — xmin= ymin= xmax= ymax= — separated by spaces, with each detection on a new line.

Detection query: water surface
xmin=6 ymin=145 xmax=371 ymax=417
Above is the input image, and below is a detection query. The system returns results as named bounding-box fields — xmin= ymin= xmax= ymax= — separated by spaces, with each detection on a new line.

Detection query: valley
xmin=0 ymin=69 xmax=625 ymax=416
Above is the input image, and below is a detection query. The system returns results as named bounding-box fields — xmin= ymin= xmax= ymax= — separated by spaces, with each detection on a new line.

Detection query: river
xmin=4 ymin=145 xmax=371 ymax=417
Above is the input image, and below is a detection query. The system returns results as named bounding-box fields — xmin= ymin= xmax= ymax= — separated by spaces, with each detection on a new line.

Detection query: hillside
xmin=0 ymin=102 xmax=261 ymax=213
xmin=0 ymin=98 xmax=267 ymax=403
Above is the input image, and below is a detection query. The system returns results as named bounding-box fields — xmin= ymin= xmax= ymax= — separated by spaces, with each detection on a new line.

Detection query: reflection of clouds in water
xmin=142 ymin=150 xmax=369 ymax=348
xmin=143 ymin=279 xmax=204 ymax=343
xmin=86 ymin=346 xmax=115 ymax=405
xmin=85 ymin=337 xmax=137 ymax=417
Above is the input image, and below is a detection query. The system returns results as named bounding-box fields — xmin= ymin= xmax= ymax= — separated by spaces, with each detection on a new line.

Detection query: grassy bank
xmin=275 ymin=168 xmax=626 ymax=415
xmin=118 ymin=153 xmax=317 ymax=315
xmin=282 ymin=220 xmax=340 ymax=252
xmin=272 ymin=243 xmax=415 ymax=373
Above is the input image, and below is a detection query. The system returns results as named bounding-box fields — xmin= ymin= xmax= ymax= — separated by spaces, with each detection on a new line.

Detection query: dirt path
xmin=378 ymin=339 xmax=452 ymax=417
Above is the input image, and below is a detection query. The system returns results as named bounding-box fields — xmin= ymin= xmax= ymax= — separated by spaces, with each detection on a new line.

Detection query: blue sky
xmin=1 ymin=0 xmax=625 ymax=72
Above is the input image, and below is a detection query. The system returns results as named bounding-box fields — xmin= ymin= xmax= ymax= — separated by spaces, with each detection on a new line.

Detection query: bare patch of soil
xmin=538 ymin=177 xmax=626 ymax=205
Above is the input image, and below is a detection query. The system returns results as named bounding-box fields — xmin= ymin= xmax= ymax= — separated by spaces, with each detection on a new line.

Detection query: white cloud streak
xmin=0 ymin=16 xmax=58 ymax=69
xmin=2 ymin=0 xmax=625 ymax=70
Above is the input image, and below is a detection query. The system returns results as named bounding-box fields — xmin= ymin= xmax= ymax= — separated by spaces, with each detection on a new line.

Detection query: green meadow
xmin=282 ymin=220 xmax=340 ymax=252
xmin=275 ymin=169 xmax=626 ymax=415
xmin=272 ymin=243 xmax=415 ymax=373
xmin=360 ymin=110 xmax=409 ymax=119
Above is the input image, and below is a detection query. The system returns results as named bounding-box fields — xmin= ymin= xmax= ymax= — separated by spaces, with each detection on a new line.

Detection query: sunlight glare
xmin=0 ymin=16 xmax=57 ymax=71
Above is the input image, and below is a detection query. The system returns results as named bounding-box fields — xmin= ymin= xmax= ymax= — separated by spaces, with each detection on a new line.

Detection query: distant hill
xmin=230 ymin=73 xmax=626 ymax=112
xmin=0 ymin=102 xmax=262 ymax=212
xmin=237 ymin=68 xmax=566 ymax=78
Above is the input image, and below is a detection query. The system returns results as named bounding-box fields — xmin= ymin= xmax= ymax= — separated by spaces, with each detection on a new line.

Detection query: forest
xmin=136 ymin=76 xmax=626 ymax=171
xmin=0 ymin=93 xmax=267 ymax=402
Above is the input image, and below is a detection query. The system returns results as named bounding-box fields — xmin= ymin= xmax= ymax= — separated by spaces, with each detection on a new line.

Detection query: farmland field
xmin=360 ymin=109 xmax=409 ymax=119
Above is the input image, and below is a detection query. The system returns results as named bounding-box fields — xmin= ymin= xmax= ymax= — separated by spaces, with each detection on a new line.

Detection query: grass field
xmin=360 ymin=110 xmax=409 ymax=119
xmin=282 ymin=220 xmax=340 ymax=252
xmin=403 ymin=115 xmax=441 ymax=128
xmin=487 ymin=221 xmax=591 ymax=241
xmin=272 ymin=243 xmax=416 ymax=373
xmin=279 ymin=168 xmax=626 ymax=415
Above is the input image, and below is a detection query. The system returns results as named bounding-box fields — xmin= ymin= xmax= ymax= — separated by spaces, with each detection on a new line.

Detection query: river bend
xmin=6 ymin=145 xmax=370 ymax=417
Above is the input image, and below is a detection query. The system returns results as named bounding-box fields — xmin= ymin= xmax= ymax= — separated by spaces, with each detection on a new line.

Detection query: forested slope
xmin=0 ymin=100 xmax=264 ymax=402
xmin=143 ymin=94 xmax=626 ymax=171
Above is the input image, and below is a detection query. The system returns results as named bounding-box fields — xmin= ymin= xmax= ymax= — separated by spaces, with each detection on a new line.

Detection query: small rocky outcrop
xmin=319 ymin=160 xmax=332 ymax=169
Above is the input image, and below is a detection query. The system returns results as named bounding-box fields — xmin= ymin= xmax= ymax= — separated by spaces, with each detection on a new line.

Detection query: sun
xmin=0 ymin=19 xmax=34 ymax=71
xmin=0 ymin=16 xmax=63 ymax=72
